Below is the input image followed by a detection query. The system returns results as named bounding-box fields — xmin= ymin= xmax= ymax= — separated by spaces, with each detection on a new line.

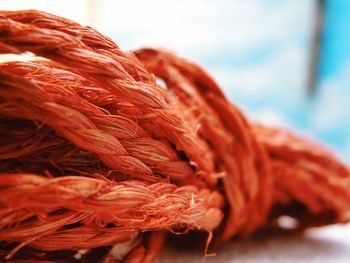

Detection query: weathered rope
xmin=0 ymin=10 xmax=349 ymax=263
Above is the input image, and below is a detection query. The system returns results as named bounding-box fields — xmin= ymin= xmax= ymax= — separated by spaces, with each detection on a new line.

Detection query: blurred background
xmin=1 ymin=0 xmax=349 ymax=163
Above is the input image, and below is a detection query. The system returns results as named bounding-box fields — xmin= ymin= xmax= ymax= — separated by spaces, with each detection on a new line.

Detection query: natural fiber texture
xmin=0 ymin=10 xmax=349 ymax=263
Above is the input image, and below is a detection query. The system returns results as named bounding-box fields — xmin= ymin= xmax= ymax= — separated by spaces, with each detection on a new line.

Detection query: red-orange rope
xmin=0 ymin=10 xmax=349 ymax=263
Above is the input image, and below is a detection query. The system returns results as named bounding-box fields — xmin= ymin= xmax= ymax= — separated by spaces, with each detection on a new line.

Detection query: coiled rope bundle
xmin=0 ymin=10 xmax=349 ymax=263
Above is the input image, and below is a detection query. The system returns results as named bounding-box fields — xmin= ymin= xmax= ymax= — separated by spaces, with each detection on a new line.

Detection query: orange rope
xmin=0 ymin=10 xmax=349 ymax=263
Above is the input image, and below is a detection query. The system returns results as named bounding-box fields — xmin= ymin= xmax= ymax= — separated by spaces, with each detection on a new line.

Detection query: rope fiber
xmin=0 ymin=10 xmax=349 ymax=263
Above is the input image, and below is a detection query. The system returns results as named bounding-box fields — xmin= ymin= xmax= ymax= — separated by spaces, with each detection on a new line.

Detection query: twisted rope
xmin=0 ymin=10 xmax=349 ymax=263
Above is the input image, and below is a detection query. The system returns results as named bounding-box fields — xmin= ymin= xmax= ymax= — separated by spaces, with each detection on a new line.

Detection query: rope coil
xmin=0 ymin=10 xmax=349 ymax=263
